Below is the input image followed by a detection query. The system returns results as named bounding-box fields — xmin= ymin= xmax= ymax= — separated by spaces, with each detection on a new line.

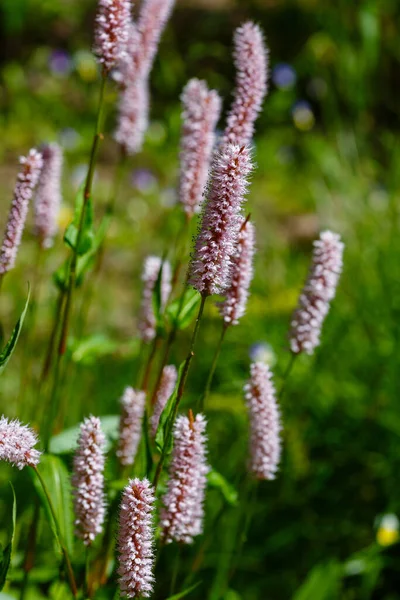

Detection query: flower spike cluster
xmin=117 ymin=387 xmax=146 ymax=466
xmin=0 ymin=416 xmax=41 ymax=469
xmin=289 ymin=230 xmax=344 ymax=355
xmin=115 ymin=0 xmax=175 ymax=154
xmin=72 ymin=416 xmax=106 ymax=546
xmin=179 ymin=79 xmax=222 ymax=218
xmin=0 ymin=149 xmax=43 ymax=275
xmin=218 ymin=218 xmax=255 ymax=325
xmin=160 ymin=412 xmax=209 ymax=544
xmin=117 ymin=478 xmax=155 ymax=598
xmin=244 ymin=362 xmax=281 ymax=480
xmin=150 ymin=365 xmax=177 ymax=437
xmin=93 ymin=0 xmax=131 ymax=73
xmin=222 ymin=21 xmax=268 ymax=148
xmin=189 ymin=143 xmax=253 ymax=296
xmin=34 ymin=143 xmax=63 ymax=249
xmin=138 ymin=256 xmax=171 ymax=342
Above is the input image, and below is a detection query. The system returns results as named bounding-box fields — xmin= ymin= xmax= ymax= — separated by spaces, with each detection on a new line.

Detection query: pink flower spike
xmin=149 ymin=365 xmax=177 ymax=437
xmin=179 ymin=79 xmax=222 ymax=218
xmin=0 ymin=416 xmax=41 ymax=469
xmin=0 ymin=149 xmax=43 ymax=275
xmin=222 ymin=21 xmax=269 ymax=148
xmin=244 ymin=362 xmax=281 ymax=481
xmin=189 ymin=143 xmax=253 ymax=296
xmin=289 ymin=230 xmax=344 ymax=355
xmin=117 ymin=387 xmax=146 ymax=466
xmin=218 ymin=218 xmax=255 ymax=325
xmin=160 ymin=412 xmax=209 ymax=544
xmin=138 ymin=256 xmax=172 ymax=343
xmin=93 ymin=0 xmax=131 ymax=73
xmin=72 ymin=416 xmax=106 ymax=546
xmin=34 ymin=143 xmax=63 ymax=249
xmin=117 ymin=478 xmax=155 ymax=598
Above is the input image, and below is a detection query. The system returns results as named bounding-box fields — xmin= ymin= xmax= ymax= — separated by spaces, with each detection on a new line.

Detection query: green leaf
xmin=63 ymin=184 xmax=94 ymax=256
xmin=0 ymin=285 xmax=30 ymax=375
xmin=166 ymin=289 xmax=201 ymax=330
xmin=166 ymin=582 xmax=201 ymax=599
xmin=155 ymin=362 xmax=184 ymax=454
xmin=49 ymin=415 xmax=119 ymax=455
xmin=31 ymin=456 xmax=74 ymax=556
xmin=293 ymin=560 xmax=342 ymax=600
xmin=76 ymin=214 xmax=110 ymax=284
xmin=0 ymin=483 xmax=16 ymax=591
xmin=207 ymin=470 xmax=238 ymax=507
xmin=70 ymin=334 xmax=117 ymax=365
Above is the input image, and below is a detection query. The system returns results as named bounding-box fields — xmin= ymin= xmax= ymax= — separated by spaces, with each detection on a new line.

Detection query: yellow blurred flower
xmin=376 ymin=514 xmax=399 ymax=547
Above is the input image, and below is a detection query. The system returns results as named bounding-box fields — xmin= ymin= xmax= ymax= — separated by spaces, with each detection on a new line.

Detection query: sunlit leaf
xmin=63 ymin=184 xmax=94 ymax=256
xmin=207 ymin=470 xmax=238 ymax=507
xmin=155 ymin=361 xmax=184 ymax=454
xmin=31 ymin=455 xmax=74 ymax=555
xmin=166 ymin=289 xmax=201 ymax=330
xmin=49 ymin=415 xmax=119 ymax=455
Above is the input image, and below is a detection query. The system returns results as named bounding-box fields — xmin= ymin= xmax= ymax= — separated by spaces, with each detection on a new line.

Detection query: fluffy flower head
xmin=179 ymin=79 xmax=221 ymax=217
xmin=244 ymin=362 xmax=281 ymax=480
xmin=289 ymin=230 xmax=344 ymax=355
xmin=222 ymin=21 xmax=268 ymax=148
xmin=72 ymin=416 xmax=106 ymax=545
xmin=0 ymin=416 xmax=41 ymax=469
xmin=189 ymin=143 xmax=253 ymax=296
xmin=160 ymin=412 xmax=209 ymax=544
xmin=117 ymin=387 xmax=146 ymax=466
xmin=117 ymin=478 xmax=155 ymax=598
xmin=0 ymin=149 xmax=43 ymax=275
xmin=94 ymin=0 xmax=131 ymax=72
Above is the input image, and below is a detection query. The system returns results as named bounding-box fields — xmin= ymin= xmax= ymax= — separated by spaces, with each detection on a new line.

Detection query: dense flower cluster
xmin=117 ymin=387 xmax=146 ymax=466
xmin=0 ymin=149 xmax=43 ymax=275
xmin=222 ymin=21 xmax=268 ymax=148
xmin=0 ymin=416 xmax=41 ymax=469
xmin=150 ymin=365 xmax=177 ymax=436
xmin=218 ymin=219 xmax=255 ymax=325
xmin=179 ymin=79 xmax=221 ymax=217
xmin=72 ymin=417 xmax=106 ymax=545
xmin=138 ymin=256 xmax=172 ymax=342
xmin=160 ymin=413 xmax=209 ymax=544
xmin=244 ymin=362 xmax=281 ymax=480
xmin=93 ymin=0 xmax=131 ymax=72
xmin=289 ymin=231 xmax=344 ymax=354
xmin=189 ymin=144 xmax=253 ymax=296
xmin=115 ymin=0 xmax=175 ymax=154
xmin=34 ymin=143 xmax=63 ymax=248
xmin=117 ymin=478 xmax=155 ymax=598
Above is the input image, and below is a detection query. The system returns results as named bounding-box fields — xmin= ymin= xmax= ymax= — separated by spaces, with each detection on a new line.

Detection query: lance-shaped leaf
xmin=155 ymin=362 xmax=185 ymax=454
xmin=63 ymin=184 xmax=94 ymax=256
xmin=0 ymin=286 xmax=30 ymax=375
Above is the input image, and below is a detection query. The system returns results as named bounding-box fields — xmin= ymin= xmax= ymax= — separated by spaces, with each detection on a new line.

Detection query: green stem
xmin=199 ymin=323 xmax=227 ymax=411
xmin=153 ymin=294 xmax=207 ymax=490
xmin=170 ymin=544 xmax=182 ymax=596
xmin=32 ymin=466 xmax=77 ymax=597
xmin=19 ymin=501 xmax=40 ymax=600
xmin=58 ymin=74 xmax=107 ymax=358
xmin=84 ymin=547 xmax=90 ymax=599
xmin=278 ymin=352 xmax=297 ymax=399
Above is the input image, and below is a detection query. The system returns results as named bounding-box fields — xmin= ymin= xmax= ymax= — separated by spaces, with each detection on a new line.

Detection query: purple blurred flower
xmin=49 ymin=50 xmax=73 ymax=77
xmin=272 ymin=63 xmax=296 ymax=90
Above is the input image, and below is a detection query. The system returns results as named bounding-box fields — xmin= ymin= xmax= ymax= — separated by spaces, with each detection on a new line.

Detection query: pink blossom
xmin=289 ymin=230 xmax=344 ymax=355
xmin=0 ymin=149 xmax=43 ymax=275
xmin=138 ymin=256 xmax=172 ymax=342
xmin=34 ymin=143 xmax=63 ymax=249
xmin=0 ymin=416 xmax=41 ymax=469
xmin=244 ymin=362 xmax=281 ymax=480
xmin=117 ymin=387 xmax=146 ymax=466
xmin=93 ymin=0 xmax=131 ymax=73
xmin=160 ymin=412 xmax=209 ymax=544
xmin=72 ymin=416 xmax=106 ymax=546
xmin=189 ymin=144 xmax=253 ymax=296
xmin=117 ymin=478 xmax=155 ymax=598
xmin=179 ymin=79 xmax=221 ymax=217
xmin=218 ymin=218 xmax=255 ymax=325
xmin=149 ymin=365 xmax=177 ymax=437
xmin=222 ymin=22 xmax=268 ymax=148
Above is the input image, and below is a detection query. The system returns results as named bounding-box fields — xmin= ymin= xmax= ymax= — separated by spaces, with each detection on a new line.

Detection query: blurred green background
xmin=1 ymin=0 xmax=400 ymax=598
